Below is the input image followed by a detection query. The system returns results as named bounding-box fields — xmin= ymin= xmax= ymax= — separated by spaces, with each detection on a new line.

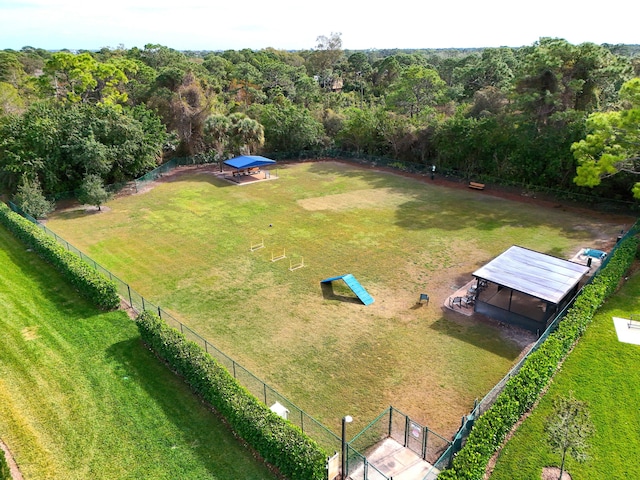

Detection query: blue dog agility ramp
xmin=320 ymin=274 xmax=374 ymax=305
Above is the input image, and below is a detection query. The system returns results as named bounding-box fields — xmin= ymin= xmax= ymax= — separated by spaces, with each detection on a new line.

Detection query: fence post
xmin=388 ymin=407 xmax=393 ymax=437
xmin=422 ymin=427 xmax=428 ymax=460
xmin=127 ymin=285 xmax=132 ymax=308
xmin=157 ymin=306 xmax=161 ymax=319
xmin=404 ymin=416 xmax=410 ymax=447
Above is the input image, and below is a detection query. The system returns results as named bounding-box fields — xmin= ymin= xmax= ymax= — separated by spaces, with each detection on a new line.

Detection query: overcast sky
xmin=1 ymin=0 xmax=637 ymax=52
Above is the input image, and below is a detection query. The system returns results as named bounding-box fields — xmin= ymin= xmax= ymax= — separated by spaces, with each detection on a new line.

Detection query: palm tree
xmin=230 ymin=113 xmax=264 ymax=155
xmin=203 ymin=114 xmax=232 ymax=167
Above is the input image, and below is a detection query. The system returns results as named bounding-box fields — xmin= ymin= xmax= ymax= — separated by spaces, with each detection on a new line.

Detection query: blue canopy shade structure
xmin=224 ymin=155 xmax=276 ymax=170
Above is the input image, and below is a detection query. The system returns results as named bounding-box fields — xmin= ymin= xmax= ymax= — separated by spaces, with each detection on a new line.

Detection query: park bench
xmin=469 ymin=182 xmax=485 ymax=190
xmin=629 ymin=314 xmax=640 ymax=329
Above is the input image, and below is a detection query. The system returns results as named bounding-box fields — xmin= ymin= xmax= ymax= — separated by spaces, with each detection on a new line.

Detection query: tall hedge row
xmin=438 ymin=234 xmax=639 ymax=480
xmin=0 ymin=202 xmax=120 ymax=310
xmin=0 ymin=449 xmax=10 ymax=480
xmin=135 ymin=310 xmax=327 ymax=480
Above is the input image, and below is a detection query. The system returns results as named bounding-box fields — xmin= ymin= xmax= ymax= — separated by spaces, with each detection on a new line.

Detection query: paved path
xmin=349 ymin=438 xmax=438 ymax=480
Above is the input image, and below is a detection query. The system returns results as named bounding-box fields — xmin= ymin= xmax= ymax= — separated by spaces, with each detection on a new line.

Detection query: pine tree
xmin=14 ymin=176 xmax=54 ymax=219
xmin=78 ymin=174 xmax=111 ymax=211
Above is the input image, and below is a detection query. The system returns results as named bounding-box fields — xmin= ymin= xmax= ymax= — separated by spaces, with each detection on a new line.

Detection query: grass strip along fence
xmin=437 ymin=229 xmax=640 ymax=480
xmin=0 ymin=202 xmax=119 ymax=310
xmin=136 ymin=310 xmax=327 ymax=480
xmin=1 ymin=199 xmax=329 ymax=480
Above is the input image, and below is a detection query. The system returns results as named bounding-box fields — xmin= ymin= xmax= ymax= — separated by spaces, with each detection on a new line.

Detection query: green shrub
xmin=0 ymin=202 xmax=119 ymax=310
xmin=0 ymin=448 xmax=10 ymax=480
xmin=440 ymin=233 xmax=639 ymax=479
xmin=135 ymin=310 xmax=327 ymax=480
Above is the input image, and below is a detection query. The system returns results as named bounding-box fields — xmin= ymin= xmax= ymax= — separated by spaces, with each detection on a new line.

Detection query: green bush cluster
xmin=135 ymin=310 xmax=327 ymax=480
xmin=0 ymin=449 xmax=9 ymax=480
xmin=0 ymin=202 xmax=120 ymax=310
xmin=439 ymin=234 xmax=639 ymax=480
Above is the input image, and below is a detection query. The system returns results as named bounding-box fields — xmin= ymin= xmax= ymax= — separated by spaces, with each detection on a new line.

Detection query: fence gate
xmin=404 ymin=416 xmax=428 ymax=459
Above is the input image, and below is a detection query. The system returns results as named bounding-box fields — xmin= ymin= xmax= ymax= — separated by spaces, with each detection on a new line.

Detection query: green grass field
xmin=0 ymin=226 xmax=278 ymax=480
xmin=489 ymin=269 xmax=640 ymax=480
xmin=46 ymin=161 xmax=632 ymax=437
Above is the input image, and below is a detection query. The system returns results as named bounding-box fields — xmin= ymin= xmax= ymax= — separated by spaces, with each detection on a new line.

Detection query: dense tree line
xmin=1 ymin=37 xmax=639 ymax=208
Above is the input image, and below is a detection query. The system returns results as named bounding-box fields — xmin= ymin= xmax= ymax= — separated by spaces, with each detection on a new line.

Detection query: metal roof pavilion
xmin=472 ymin=246 xmax=590 ymax=305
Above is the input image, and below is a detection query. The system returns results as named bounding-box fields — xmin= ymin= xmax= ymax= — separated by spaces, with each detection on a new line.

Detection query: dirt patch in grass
xmin=298 ymin=188 xmax=413 ymax=211
xmin=20 ymin=326 xmax=39 ymax=341
xmin=541 ymin=467 xmax=572 ymax=480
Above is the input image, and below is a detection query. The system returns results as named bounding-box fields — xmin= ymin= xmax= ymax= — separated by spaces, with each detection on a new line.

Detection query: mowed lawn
xmin=46 ymin=161 xmax=632 ymax=437
xmin=490 ymin=269 xmax=640 ymax=480
xmin=0 ymin=226 xmax=278 ymax=480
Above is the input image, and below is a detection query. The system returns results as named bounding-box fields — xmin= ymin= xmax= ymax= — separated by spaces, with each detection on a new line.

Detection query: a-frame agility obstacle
xmin=320 ymin=274 xmax=374 ymax=305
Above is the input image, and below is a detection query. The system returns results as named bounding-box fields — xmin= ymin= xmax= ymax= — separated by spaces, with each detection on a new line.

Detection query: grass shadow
xmin=105 ymin=337 xmax=278 ymax=478
xmin=320 ymin=282 xmax=362 ymax=304
xmin=410 ymin=302 xmax=428 ymax=310
xmin=162 ymin=169 xmax=237 ymax=188
xmin=307 ymin=159 xmax=631 ymax=241
xmin=429 ymin=310 xmax=536 ymax=360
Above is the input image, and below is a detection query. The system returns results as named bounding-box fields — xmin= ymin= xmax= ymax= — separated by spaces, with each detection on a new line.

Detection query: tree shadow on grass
xmin=429 ymin=309 xmax=537 ymax=360
xmin=159 ymin=169 xmax=237 ymax=188
xmin=104 ymin=337 xmax=279 ymax=479
xmin=306 ymin=160 xmax=626 ymax=240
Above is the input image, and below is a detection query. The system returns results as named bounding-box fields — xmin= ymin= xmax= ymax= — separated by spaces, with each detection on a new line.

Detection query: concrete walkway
xmin=349 ymin=438 xmax=439 ymax=480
